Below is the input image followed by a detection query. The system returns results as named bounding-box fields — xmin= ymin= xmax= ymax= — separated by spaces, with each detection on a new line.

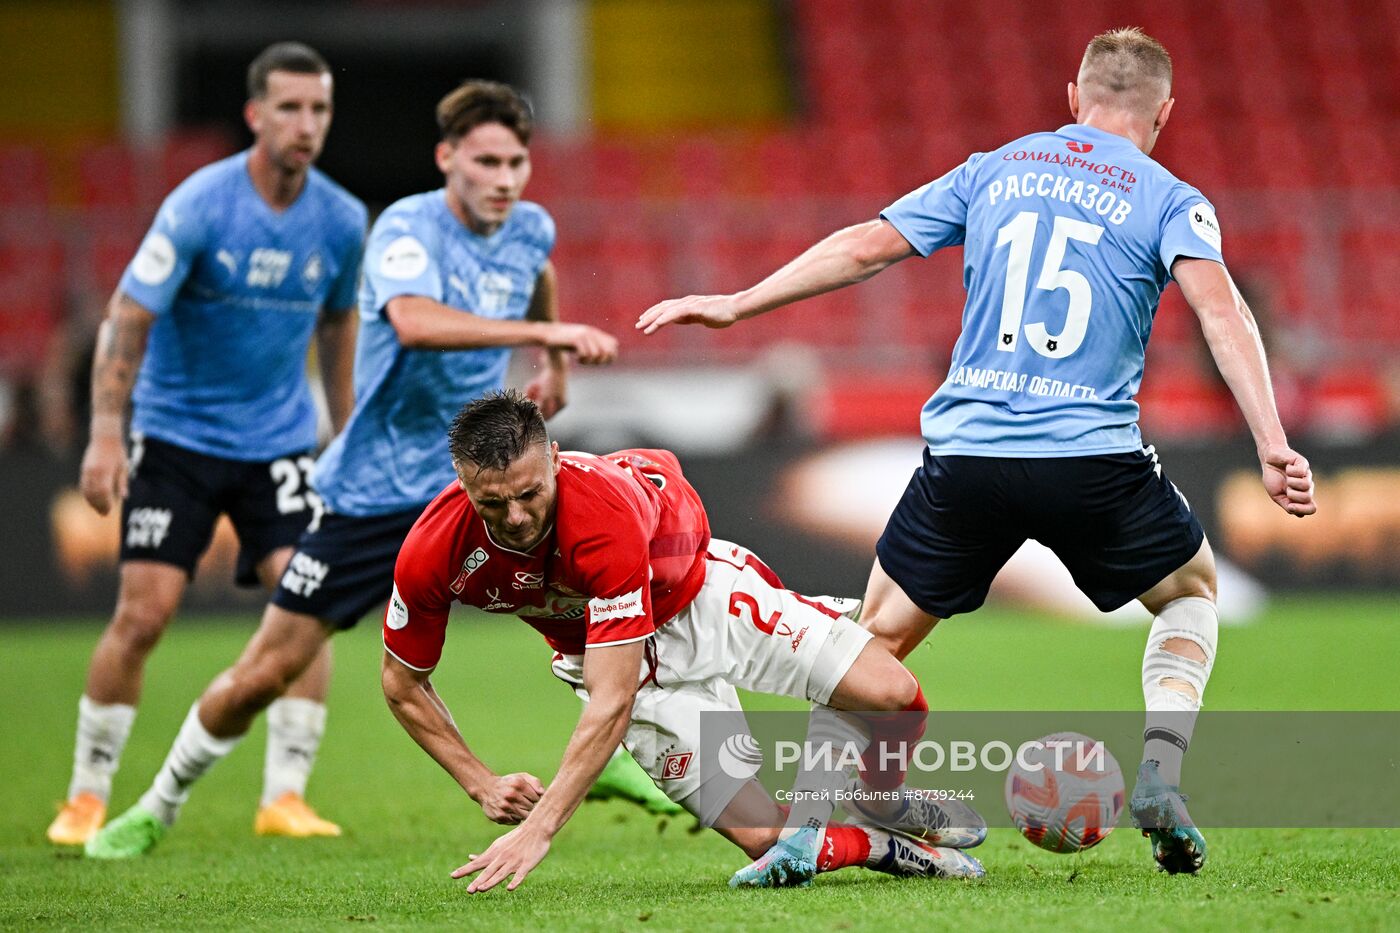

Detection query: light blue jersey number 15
xmin=994 ymin=211 xmax=1104 ymax=360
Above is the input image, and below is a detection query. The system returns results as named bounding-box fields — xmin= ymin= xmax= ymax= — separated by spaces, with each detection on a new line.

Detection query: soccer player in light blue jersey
xmin=639 ymin=28 xmax=1316 ymax=879
xmin=86 ymin=80 xmax=626 ymax=859
xmin=50 ymin=43 xmax=365 ymax=847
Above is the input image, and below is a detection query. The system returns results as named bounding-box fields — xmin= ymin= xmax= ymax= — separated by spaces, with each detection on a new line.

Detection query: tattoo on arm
xmin=91 ymin=297 xmax=153 ymax=423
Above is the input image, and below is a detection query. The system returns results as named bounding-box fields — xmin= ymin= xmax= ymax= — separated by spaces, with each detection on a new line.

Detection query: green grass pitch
xmin=2 ymin=596 xmax=1397 ymax=930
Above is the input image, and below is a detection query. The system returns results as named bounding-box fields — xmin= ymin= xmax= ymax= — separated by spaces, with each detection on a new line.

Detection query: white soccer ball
xmin=1004 ymin=731 xmax=1123 ymax=853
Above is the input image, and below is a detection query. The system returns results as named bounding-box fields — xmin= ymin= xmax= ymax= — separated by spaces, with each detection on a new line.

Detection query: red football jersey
xmin=384 ymin=448 xmax=711 ymax=669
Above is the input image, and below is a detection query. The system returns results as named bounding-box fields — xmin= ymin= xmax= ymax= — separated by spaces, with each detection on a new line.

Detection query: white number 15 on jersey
xmin=994 ymin=211 xmax=1104 ymax=359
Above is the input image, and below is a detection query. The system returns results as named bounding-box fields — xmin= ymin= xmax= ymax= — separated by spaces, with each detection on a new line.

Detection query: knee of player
xmin=110 ymin=596 xmax=176 ymax=653
xmin=873 ymin=667 xmax=921 ymax=712
xmin=234 ymin=657 xmax=300 ymax=710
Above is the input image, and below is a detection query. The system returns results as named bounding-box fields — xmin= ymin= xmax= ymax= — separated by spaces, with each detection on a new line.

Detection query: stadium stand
xmin=8 ymin=0 xmax=1396 ymax=446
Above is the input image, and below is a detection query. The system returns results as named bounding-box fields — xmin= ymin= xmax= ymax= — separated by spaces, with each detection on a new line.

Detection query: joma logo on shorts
xmin=126 ymin=508 xmax=172 ymax=549
xmin=280 ymin=553 xmax=330 ymax=598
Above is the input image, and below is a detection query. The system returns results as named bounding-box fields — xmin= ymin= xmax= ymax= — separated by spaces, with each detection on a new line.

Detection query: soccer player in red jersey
xmin=382 ymin=391 xmax=987 ymax=891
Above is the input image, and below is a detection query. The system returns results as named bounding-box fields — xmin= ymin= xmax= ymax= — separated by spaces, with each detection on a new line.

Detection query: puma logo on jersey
xmin=216 ymin=249 xmax=238 ymax=277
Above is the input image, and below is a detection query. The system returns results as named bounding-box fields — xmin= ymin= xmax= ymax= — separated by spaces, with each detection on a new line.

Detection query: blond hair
xmin=1078 ymin=27 xmax=1172 ymax=113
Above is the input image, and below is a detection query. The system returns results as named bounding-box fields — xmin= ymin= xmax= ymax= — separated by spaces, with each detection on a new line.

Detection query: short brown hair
xmin=1079 ymin=27 xmax=1172 ymax=100
xmin=449 ymin=390 xmax=548 ymax=473
xmin=436 ymin=80 xmax=533 ymax=145
xmin=246 ymin=42 xmax=331 ymax=99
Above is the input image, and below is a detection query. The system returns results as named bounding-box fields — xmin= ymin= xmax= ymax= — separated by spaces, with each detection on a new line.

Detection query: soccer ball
xmin=1004 ymin=731 xmax=1124 ymax=853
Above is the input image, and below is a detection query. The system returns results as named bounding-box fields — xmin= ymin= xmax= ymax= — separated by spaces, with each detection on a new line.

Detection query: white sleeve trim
xmin=383 ymin=640 xmax=437 ymax=672
xmin=585 ymin=631 xmax=655 ymax=649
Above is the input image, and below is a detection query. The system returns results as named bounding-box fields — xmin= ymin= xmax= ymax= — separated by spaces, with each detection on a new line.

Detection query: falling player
xmin=639 ymin=27 xmax=1316 ymax=877
xmin=383 ymin=392 xmax=986 ymax=892
xmin=84 ymin=80 xmax=624 ymax=858
xmin=48 ymin=42 xmax=365 ymax=845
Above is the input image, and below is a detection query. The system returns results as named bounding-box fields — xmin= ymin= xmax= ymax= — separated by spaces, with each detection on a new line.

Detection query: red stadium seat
xmin=159 ymin=130 xmax=236 ymax=193
xmin=0 ymin=145 xmax=52 ymax=208
xmin=77 ymin=142 xmax=150 ymax=210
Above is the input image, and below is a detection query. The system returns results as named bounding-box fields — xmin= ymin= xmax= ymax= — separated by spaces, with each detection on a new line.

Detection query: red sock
xmin=816 ymin=824 xmax=873 ymax=872
xmin=859 ymin=682 xmax=928 ymax=791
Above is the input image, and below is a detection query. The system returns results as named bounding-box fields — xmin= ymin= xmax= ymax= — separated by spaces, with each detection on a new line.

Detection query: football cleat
xmin=254 ymin=792 xmax=342 ymax=837
xmin=84 ymin=804 xmax=165 ymax=859
xmin=729 ymin=825 xmax=820 ymax=888
xmin=1129 ymin=761 xmax=1207 ymax=874
xmin=860 ymin=825 xmax=986 ymax=880
xmin=46 ymin=792 xmax=106 ymax=846
xmin=842 ymin=782 xmax=987 ymax=849
xmin=587 ymin=749 xmax=683 ymax=816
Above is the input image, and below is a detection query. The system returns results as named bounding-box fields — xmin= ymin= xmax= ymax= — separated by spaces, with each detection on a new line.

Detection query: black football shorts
xmin=269 ymin=507 xmax=425 ymax=630
xmin=876 ymin=447 xmax=1205 ymax=618
xmin=120 ymin=433 xmax=318 ymax=586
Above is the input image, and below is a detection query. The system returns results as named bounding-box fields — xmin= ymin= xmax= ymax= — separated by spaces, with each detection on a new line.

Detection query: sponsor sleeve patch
xmin=1187 ymin=202 xmax=1222 ymax=251
xmin=386 ymin=583 xmax=409 ymax=630
xmin=378 ymin=235 xmax=430 ymax=281
xmin=131 ymin=233 xmax=177 ymax=286
xmin=589 ymin=587 xmax=645 ymax=624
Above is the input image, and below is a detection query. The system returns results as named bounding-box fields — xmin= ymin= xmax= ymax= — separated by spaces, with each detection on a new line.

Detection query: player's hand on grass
xmin=1260 ymin=445 xmax=1316 ymax=517
xmin=79 ymin=434 xmax=129 ymax=516
xmin=452 ymin=823 xmax=552 ymax=893
xmin=636 ymin=294 xmax=742 ymax=334
xmin=479 ymin=772 xmax=545 ymax=824
xmin=543 ymin=323 xmax=618 ymax=365
xmin=524 ymin=368 xmax=567 ymax=420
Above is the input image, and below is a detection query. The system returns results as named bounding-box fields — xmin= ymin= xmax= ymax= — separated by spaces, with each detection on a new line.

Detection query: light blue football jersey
xmin=881 ymin=124 xmax=1225 ymax=457
xmin=120 ymin=150 xmax=366 ymax=460
xmin=312 ymin=190 xmax=555 ymax=516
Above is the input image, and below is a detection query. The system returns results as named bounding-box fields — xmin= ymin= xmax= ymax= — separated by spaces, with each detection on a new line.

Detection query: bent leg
xmin=858 ymin=558 xmax=943 ymax=662
xmin=137 ymin=605 xmax=330 ymax=828
xmin=202 ymin=604 xmax=333 ymax=738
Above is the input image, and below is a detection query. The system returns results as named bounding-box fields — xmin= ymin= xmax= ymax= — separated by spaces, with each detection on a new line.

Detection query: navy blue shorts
xmin=876 ymin=448 xmax=1205 ymax=618
xmin=120 ymin=434 xmax=317 ymax=587
xmin=269 ymin=506 xmax=425 ymax=630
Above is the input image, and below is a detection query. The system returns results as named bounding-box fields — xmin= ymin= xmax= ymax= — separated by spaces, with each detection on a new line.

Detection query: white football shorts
xmin=551 ymin=538 xmax=872 ymax=827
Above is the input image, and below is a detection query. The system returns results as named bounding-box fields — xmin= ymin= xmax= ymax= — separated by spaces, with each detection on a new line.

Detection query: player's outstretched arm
xmin=79 ymin=291 xmax=155 ymax=515
xmin=1174 ymin=258 xmax=1316 ymax=517
xmin=381 ymin=652 xmax=544 ymax=823
xmin=636 ymin=219 xmax=915 ymax=335
xmin=385 ymin=294 xmax=619 ymax=365
xmin=452 ymin=639 xmax=645 ymax=893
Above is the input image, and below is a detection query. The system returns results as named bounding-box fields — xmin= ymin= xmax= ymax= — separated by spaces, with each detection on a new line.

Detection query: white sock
xmin=262 ymin=698 xmax=327 ymax=805
xmin=139 ymin=703 xmax=241 ymax=826
xmin=69 ymin=695 xmax=136 ymax=801
xmin=782 ymin=706 xmax=867 ymax=841
xmin=1141 ymin=597 xmax=1217 ymax=787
